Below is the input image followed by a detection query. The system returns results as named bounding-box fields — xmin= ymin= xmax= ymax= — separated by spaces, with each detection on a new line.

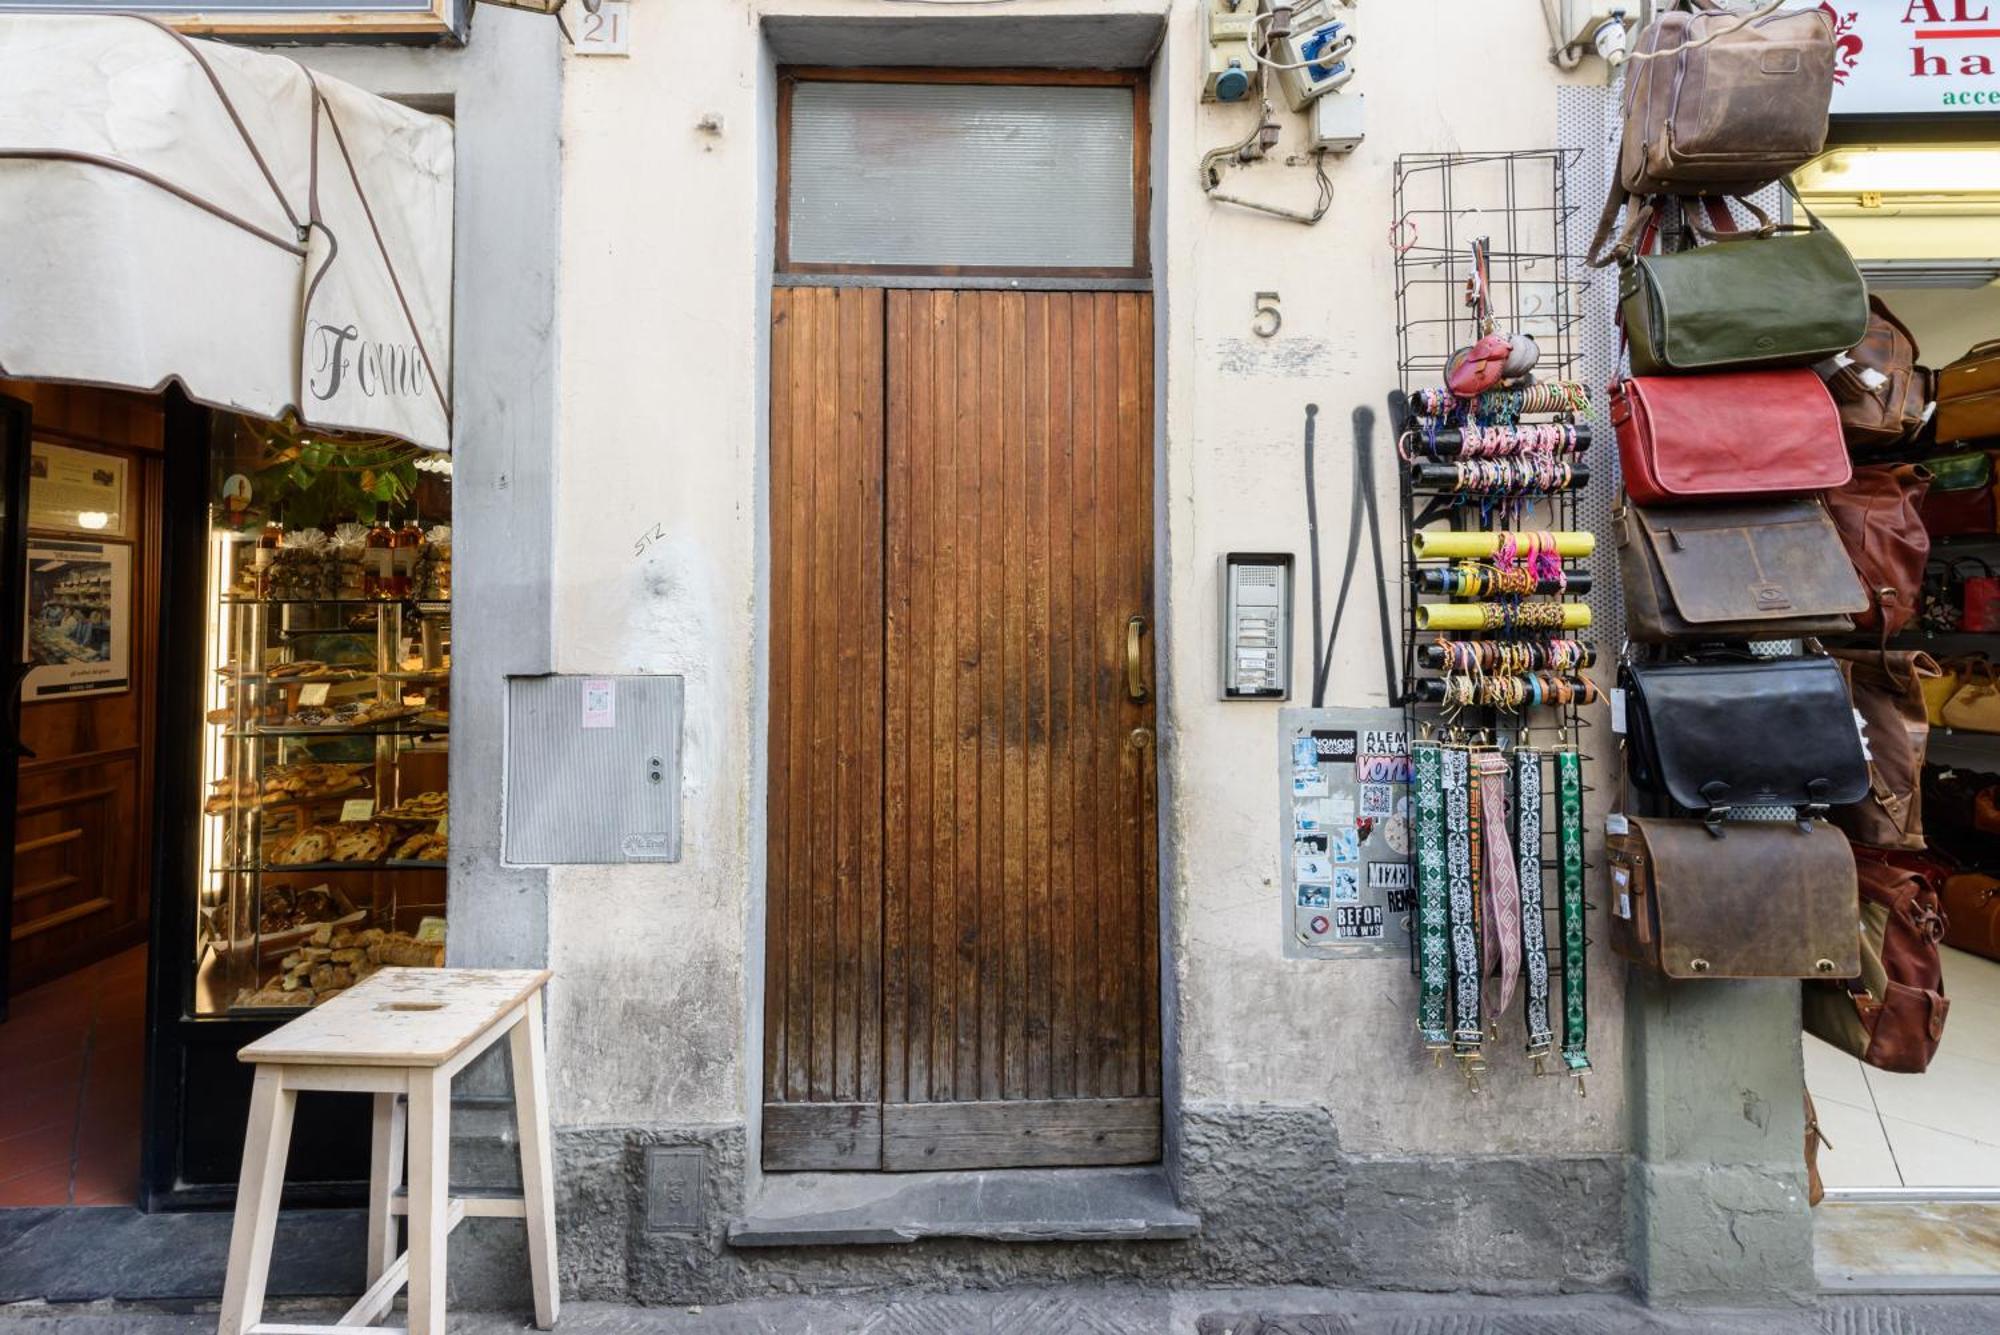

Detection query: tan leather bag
xmin=1805 ymin=1091 xmax=1829 ymax=1208
xmin=1609 ymin=817 xmax=1859 ymax=980
xmin=1942 ymin=873 xmax=2000 ymax=963
xmin=1804 ymin=855 xmax=1950 ymax=1073
xmin=1937 ymin=338 xmax=2000 ymax=444
xmin=1941 ymin=658 xmax=2000 ymax=734
xmin=1620 ymin=499 xmax=1867 ymax=642
xmin=1831 ymin=298 xmax=1929 ymax=451
xmin=1826 ymin=464 xmax=1933 ymax=639
xmin=1830 ymin=650 xmax=1940 ymax=852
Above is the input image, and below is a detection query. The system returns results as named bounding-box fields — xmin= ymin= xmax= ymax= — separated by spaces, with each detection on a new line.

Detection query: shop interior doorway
xmin=1793 ymin=138 xmax=2000 ymax=1287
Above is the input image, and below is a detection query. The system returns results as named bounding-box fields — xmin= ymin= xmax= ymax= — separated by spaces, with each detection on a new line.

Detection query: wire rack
xmin=1390 ymin=150 xmax=1599 ymax=1076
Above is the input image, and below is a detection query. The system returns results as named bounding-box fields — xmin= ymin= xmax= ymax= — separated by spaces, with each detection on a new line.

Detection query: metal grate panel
xmin=503 ymin=674 xmax=684 ymax=864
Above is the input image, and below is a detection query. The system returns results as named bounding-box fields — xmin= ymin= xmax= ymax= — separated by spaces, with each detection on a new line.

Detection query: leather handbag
xmin=1918 ymin=449 xmax=1996 ymax=537
xmin=1619 ymin=203 xmax=1867 ymax=376
xmin=1612 ymin=370 xmax=1849 ymax=506
xmin=1609 ymin=815 xmax=1858 ymax=979
xmin=1923 ymin=659 xmax=1968 ymax=726
xmin=1825 ymin=464 xmax=1933 ymax=639
xmin=1936 ymin=338 xmax=2000 ymax=444
xmin=1964 ymin=562 xmax=2000 ymax=633
xmin=1622 ymin=656 xmax=1870 ymax=820
xmin=1942 ymin=873 xmax=2000 ymax=962
xmin=1618 ymin=2 xmax=1835 ymax=197
xmin=1803 ymin=854 xmax=1949 ymax=1073
xmin=1619 ymin=498 xmax=1867 ymax=642
xmin=1921 ymin=559 xmax=1971 ymax=634
xmin=1941 ymin=658 xmax=2000 ymax=733
xmin=1831 ymin=297 xmax=1930 ymax=450
xmin=1829 ymin=649 xmax=1940 ymax=852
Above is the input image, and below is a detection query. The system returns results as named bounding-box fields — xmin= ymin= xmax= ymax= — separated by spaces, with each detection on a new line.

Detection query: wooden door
xmin=763 ymin=287 xmax=1159 ymax=1172
xmin=1 ymin=382 xmax=161 ymax=996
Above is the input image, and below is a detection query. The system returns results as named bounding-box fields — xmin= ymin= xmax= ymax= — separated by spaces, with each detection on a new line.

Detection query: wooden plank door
xmin=763 ymin=288 xmax=1159 ymax=1172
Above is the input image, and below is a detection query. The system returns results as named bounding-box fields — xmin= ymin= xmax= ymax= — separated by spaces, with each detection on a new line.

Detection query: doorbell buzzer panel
xmin=1221 ymin=552 xmax=1294 ymax=701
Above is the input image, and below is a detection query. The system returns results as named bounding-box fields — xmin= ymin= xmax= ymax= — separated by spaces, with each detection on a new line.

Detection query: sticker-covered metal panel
xmin=1280 ymin=707 xmax=1415 ymax=960
xmin=504 ymin=674 xmax=683 ymax=864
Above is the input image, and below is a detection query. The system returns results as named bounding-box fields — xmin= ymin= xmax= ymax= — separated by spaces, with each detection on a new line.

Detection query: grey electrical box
xmin=1220 ymin=553 xmax=1294 ymax=700
xmin=503 ymin=674 xmax=683 ymax=864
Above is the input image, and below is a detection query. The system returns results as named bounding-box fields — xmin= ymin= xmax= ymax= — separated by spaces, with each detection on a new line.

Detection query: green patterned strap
xmin=1557 ymin=748 xmax=1590 ymax=1076
xmin=1515 ymin=749 xmax=1554 ymax=1060
xmin=1412 ymin=743 xmax=1450 ymax=1050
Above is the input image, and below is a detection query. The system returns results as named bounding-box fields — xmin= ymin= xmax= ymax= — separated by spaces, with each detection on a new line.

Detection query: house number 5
xmin=1253 ymin=291 xmax=1282 ymax=339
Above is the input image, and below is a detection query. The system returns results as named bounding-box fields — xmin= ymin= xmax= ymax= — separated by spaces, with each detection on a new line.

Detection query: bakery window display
xmin=195 ymin=420 xmax=452 ymax=1015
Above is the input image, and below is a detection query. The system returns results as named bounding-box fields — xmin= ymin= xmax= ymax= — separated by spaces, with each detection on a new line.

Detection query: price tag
xmin=297 ymin=683 xmax=331 ymax=707
xmin=1609 ymin=687 xmax=1627 ymax=735
xmin=341 ymin=798 xmax=374 ymax=823
xmin=1605 ymin=812 xmax=1629 ymax=836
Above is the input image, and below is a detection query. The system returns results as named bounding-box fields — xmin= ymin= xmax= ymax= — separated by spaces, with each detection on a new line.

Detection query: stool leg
xmin=366 ymin=1092 xmax=407 ymax=1285
xmin=509 ymin=991 xmax=559 ymax=1330
xmin=406 ymin=1069 xmax=452 ymax=1335
xmin=217 ymin=1066 xmax=296 ymax=1335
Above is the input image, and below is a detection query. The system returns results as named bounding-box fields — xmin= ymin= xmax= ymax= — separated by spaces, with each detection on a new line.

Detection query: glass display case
xmin=193 ymin=422 xmax=452 ymax=1014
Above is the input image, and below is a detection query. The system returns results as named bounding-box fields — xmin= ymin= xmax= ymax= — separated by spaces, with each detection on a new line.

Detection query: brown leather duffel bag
xmin=1942 ymin=872 xmax=2000 ymax=962
xmin=1831 ymin=298 xmax=1930 ymax=451
xmin=1936 ymin=339 xmax=2000 ymax=444
xmin=1827 ymin=464 xmax=1933 ymax=639
xmin=1803 ymin=855 xmax=1950 ymax=1073
xmin=1830 ymin=650 xmax=1941 ymax=853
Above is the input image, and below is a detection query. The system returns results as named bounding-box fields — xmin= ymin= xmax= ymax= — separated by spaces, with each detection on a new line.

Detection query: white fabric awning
xmin=0 ymin=14 xmax=454 ymax=452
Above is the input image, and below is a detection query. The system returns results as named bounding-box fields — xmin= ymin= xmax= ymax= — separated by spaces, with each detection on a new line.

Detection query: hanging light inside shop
xmin=1796 ymin=145 xmax=2000 ymax=211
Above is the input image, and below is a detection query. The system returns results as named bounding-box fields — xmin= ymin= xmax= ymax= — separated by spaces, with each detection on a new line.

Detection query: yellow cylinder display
xmin=1415 ymin=602 xmax=1593 ymax=631
xmin=1411 ymin=530 xmax=1596 ymax=560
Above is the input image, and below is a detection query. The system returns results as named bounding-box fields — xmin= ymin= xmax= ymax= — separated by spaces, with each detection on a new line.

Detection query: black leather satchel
xmin=1622 ymin=656 xmax=1870 ymax=822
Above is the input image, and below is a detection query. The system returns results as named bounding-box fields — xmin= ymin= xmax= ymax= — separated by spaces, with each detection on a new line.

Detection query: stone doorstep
xmin=727 ymin=1164 xmax=1201 ymax=1247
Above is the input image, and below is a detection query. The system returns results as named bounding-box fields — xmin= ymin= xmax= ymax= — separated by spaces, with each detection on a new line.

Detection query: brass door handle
xmin=1126 ymin=615 xmax=1150 ymax=703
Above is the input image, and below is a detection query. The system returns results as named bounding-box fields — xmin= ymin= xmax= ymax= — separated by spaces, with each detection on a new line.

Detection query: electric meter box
xmin=1220 ymin=553 xmax=1295 ymax=701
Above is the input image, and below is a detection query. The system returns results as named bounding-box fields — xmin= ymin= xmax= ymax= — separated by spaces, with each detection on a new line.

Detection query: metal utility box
xmin=504 ymin=674 xmax=684 ymax=864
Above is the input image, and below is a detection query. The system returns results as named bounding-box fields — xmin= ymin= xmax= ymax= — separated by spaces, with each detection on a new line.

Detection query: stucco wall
xmin=550 ymin=0 xmax=1625 ymax=1164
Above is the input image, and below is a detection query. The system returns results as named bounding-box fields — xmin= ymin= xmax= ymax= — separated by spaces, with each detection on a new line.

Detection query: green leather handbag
xmin=1619 ymin=201 xmax=1870 ymax=376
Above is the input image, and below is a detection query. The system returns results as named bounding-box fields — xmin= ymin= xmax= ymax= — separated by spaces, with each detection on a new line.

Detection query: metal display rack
xmin=1390 ymin=149 xmax=1597 ymax=1083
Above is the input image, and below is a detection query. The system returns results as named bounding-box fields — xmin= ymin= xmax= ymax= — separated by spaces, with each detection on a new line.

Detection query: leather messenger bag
xmin=1609 ymin=816 xmax=1859 ymax=979
xmin=1622 ymin=656 xmax=1870 ymax=821
xmin=1619 ymin=498 xmax=1868 ymax=642
xmin=1936 ymin=338 xmax=2000 ymax=445
xmin=1612 ymin=370 xmax=1849 ymax=506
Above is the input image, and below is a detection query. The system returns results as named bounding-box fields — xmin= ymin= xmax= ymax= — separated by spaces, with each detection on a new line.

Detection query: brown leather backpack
xmin=1830 ymin=298 xmax=1929 ymax=450
xmin=1830 ymin=649 xmax=1941 ymax=852
xmin=1827 ymin=464 xmax=1933 ymax=639
xmin=1803 ymin=854 xmax=1950 ymax=1073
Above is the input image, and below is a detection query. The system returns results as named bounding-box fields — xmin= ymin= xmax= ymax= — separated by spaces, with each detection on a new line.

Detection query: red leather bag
xmin=1965 ymin=565 xmax=2000 ymax=633
xmin=1611 ymin=369 xmax=1849 ymax=506
xmin=1825 ymin=464 xmax=1933 ymax=639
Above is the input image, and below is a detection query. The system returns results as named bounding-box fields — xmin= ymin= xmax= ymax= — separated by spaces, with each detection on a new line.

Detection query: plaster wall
xmin=553 ymin=0 xmax=1624 ymax=1161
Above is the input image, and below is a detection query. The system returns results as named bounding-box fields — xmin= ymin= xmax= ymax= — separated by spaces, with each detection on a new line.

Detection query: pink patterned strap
xmin=1478 ymin=753 xmax=1522 ymax=1019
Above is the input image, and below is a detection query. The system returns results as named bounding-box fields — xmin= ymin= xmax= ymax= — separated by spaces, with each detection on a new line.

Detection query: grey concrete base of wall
xmin=442 ymin=1106 xmax=1629 ymax=1307
xmin=1627 ymin=1160 xmax=1815 ymax=1309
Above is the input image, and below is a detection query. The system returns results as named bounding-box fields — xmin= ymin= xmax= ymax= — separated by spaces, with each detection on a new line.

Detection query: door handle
xmin=1126 ymin=615 xmax=1150 ymax=703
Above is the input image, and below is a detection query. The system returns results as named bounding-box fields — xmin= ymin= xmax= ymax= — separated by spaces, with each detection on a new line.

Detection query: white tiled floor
xmin=1806 ymin=946 xmax=2000 ymax=1191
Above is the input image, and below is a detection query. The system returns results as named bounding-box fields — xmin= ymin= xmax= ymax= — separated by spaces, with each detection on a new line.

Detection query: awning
xmin=0 ymin=13 xmax=454 ymax=452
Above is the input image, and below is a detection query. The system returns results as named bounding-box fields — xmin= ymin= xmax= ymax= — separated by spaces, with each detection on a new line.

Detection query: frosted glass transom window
xmin=783 ymin=79 xmax=1140 ymax=272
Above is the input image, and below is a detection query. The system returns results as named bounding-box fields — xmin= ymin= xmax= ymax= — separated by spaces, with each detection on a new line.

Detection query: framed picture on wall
xmin=23 ymin=539 xmax=132 ymax=701
xmin=28 ymin=440 xmax=127 ymax=537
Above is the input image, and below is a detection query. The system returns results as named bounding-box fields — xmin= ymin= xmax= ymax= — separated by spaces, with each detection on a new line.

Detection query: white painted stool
xmin=218 ymin=968 xmax=558 ymax=1335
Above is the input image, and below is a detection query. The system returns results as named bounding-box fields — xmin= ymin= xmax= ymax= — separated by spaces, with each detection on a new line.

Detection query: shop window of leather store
xmin=1794 ymin=138 xmax=2000 ymax=1262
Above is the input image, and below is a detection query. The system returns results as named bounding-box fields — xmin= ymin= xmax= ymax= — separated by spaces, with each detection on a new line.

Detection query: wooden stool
xmin=218 ymin=968 xmax=558 ymax=1335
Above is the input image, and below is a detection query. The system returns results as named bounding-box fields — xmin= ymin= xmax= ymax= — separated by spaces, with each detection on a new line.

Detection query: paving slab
xmin=6 ymin=1289 xmax=2000 ymax=1335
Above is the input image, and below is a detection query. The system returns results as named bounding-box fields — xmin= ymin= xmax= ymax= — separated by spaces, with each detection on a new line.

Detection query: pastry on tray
xmin=380 ymin=791 xmax=447 ymax=823
xmin=392 ymin=831 xmax=448 ymax=863
xmin=235 ymin=925 xmax=441 ymax=1009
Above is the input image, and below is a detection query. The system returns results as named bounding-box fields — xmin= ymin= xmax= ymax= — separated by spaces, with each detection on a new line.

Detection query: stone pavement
xmin=6 ymin=1289 xmax=2000 ymax=1334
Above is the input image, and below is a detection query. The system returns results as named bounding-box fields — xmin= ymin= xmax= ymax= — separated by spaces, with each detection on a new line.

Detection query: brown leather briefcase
xmin=1608 ymin=817 xmax=1860 ymax=980
xmin=1619 ymin=498 xmax=1867 ymax=642
xmin=1936 ymin=339 xmax=2000 ymax=444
